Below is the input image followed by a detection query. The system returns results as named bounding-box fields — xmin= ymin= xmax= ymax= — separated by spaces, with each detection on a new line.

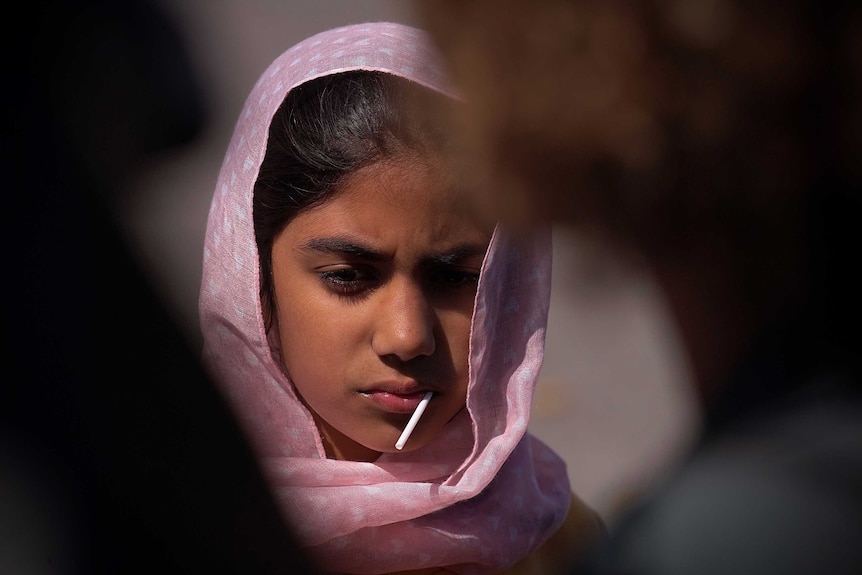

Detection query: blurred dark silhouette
xmin=418 ymin=1 xmax=862 ymax=573
xmin=1 ymin=1 xmax=315 ymax=573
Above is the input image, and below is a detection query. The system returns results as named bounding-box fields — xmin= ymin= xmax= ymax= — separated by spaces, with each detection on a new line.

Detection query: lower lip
xmin=362 ymin=391 xmax=429 ymax=414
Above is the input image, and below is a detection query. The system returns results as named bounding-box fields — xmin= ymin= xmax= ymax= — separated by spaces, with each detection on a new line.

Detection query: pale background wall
xmin=122 ymin=0 xmax=701 ymax=521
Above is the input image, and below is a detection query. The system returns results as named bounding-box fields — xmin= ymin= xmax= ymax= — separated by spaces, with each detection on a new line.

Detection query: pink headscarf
xmin=199 ymin=22 xmax=570 ymax=574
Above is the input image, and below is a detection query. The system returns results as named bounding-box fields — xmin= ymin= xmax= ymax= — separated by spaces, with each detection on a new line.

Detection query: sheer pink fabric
xmin=199 ymin=22 xmax=570 ymax=574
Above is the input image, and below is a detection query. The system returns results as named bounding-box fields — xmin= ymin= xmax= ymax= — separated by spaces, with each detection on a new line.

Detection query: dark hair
xmin=253 ymin=71 xmax=452 ymax=327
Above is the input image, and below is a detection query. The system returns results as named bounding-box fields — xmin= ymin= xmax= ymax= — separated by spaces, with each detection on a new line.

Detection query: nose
xmin=371 ymin=278 xmax=436 ymax=361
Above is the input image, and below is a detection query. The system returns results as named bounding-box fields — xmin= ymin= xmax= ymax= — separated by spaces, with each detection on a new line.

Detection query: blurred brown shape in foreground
xmin=417 ymin=1 xmax=862 ymax=574
xmin=418 ymin=0 xmax=862 ymax=403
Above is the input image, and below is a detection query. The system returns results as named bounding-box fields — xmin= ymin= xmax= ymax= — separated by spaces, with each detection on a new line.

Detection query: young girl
xmin=199 ymin=22 xmax=603 ymax=574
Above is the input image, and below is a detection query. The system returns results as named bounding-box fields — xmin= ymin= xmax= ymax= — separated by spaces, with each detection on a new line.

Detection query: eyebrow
xmin=299 ymin=237 xmax=488 ymax=265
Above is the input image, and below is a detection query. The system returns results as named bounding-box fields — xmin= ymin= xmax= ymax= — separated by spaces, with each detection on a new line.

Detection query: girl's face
xmin=270 ymin=156 xmax=492 ymax=461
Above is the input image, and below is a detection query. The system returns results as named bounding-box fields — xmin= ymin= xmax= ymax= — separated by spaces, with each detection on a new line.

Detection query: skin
xmin=270 ymin=155 xmax=493 ymax=462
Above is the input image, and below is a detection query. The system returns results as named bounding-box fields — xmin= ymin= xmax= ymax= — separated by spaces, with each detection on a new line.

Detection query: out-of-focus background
xmin=124 ymin=0 xmax=701 ymax=520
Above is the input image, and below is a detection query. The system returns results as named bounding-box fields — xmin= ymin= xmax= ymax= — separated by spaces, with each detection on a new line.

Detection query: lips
xmin=360 ymin=383 xmax=431 ymax=414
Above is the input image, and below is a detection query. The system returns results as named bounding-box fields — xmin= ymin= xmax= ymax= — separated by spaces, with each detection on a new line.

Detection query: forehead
xmin=279 ymin=156 xmax=493 ymax=250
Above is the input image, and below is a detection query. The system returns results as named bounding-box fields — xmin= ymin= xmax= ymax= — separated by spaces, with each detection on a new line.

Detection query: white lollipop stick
xmin=395 ymin=391 xmax=433 ymax=450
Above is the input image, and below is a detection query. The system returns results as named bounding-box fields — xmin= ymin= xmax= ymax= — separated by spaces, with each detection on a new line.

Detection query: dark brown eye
xmin=432 ymin=268 xmax=480 ymax=289
xmin=319 ymin=266 xmax=378 ymax=297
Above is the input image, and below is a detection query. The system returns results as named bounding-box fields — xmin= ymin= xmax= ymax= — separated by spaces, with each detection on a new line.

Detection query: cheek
xmin=452 ymin=320 xmax=473 ymax=369
xmin=276 ymin=298 xmax=335 ymax=378
xmin=444 ymin=304 xmax=474 ymax=346
xmin=276 ymin=294 xmax=369 ymax=393
xmin=439 ymin=310 xmax=475 ymax=387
